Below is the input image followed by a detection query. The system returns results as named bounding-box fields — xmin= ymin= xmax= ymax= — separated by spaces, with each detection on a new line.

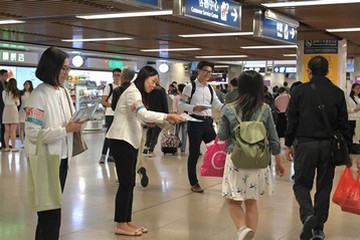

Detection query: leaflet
xmin=72 ymin=104 xmax=98 ymax=122
xmin=180 ymin=113 xmax=203 ymax=122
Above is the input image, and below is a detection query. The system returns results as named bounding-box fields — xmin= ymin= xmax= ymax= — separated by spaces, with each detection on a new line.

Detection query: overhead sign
xmin=0 ymin=50 xmax=38 ymax=65
xmin=304 ymin=40 xmax=338 ymax=54
xmin=174 ymin=0 xmax=241 ymax=29
xmin=254 ymin=10 xmax=298 ymax=44
xmin=273 ymin=65 xmax=297 ymax=73
xmin=115 ymin=0 xmax=161 ymax=9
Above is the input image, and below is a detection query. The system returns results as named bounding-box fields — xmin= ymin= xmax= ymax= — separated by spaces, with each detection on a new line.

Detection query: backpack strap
xmin=188 ymin=81 xmax=214 ymax=104
xmin=105 ymin=83 xmax=113 ymax=102
xmin=230 ymin=104 xmax=266 ymax=123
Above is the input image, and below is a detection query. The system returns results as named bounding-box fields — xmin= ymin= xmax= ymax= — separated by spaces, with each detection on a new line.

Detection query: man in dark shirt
xmin=284 ymin=56 xmax=350 ymax=240
xmin=0 ymin=69 xmax=8 ymax=149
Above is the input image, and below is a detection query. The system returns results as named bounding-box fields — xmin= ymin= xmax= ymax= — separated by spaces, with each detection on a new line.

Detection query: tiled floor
xmin=1 ymin=131 xmax=360 ymax=240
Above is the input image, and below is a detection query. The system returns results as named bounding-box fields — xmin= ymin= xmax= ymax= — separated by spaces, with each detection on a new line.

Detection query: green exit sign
xmin=108 ymin=60 xmax=123 ymax=68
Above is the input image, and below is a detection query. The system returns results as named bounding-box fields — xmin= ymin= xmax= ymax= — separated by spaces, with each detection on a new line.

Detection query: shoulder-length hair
xmin=35 ymin=47 xmax=68 ymax=87
xmin=350 ymin=83 xmax=360 ymax=98
xmin=134 ymin=66 xmax=159 ymax=107
xmin=21 ymin=80 xmax=34 ymax=95
xmin=235 ymin=70 xmax=264 ymax=120
xmin=6 ymin=78 xmax=20 ymax=98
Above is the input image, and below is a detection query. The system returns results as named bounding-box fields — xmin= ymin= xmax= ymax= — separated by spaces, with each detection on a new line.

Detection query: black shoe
xmin=312 ymin=229 xmax=325 ymax=240
xmin=137 ymin=167 xmax=149 ymax=188
xmin=300 ymin=215 xmax=318 ymax=240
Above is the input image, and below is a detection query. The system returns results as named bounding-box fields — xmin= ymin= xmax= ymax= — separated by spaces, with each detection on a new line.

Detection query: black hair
xmin=290 ymin=81 xmax=302 ymax=95
xmin=308 ymin=55 xmax=329 ymax=77
xmin=178 ymin=83 xmax=186 ymax=93
xmin=36 ymin=47 xmax=68 ymax=87
xmin=230 ymin=78 xmax=238 ymax=87
xmin=112 ymin=68 xmax=122 ymax=74
xmin=21 ymin=80 xmax=34 ymax=95
xmin=236 ymin=70 xmax=264 ymax=120
xmin=350 ymin=83 xmax=360 ymax=98
xmin=197 ymin=61 xmax=214 ymax=71
xmin=134 ymin=66 xmax=159 ymax=108
xmin=0 ymin=69 xmax=8 ymax=76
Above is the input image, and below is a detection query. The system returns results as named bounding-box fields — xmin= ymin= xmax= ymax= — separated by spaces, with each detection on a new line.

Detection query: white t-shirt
xmin=103 ymin=83 xmax=120 ymax=116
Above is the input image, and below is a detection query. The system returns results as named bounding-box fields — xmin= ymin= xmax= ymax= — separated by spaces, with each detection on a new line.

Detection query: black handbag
xmin=311 ymin=84 xmax=351 ymax=166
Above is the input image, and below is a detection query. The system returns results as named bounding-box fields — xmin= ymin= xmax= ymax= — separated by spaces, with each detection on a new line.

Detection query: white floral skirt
xmin=222 ymin=154 xmax=273 ymax=201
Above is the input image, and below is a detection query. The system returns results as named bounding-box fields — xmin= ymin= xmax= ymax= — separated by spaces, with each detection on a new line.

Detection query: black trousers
xmin=35 ymin=158 xmax=68 ymax=240
xmin=293 ymin=140 xmax=335 ymax=230
xmin=101 ymin=115 xmax=114 ymax=155
xmin=110 ymin=139 xmax=138 ymax=222
xmin=349 ymin=120 xmax=356 ymax=139
xmin=145 ymin=125 xmax=162 ymax=151
xmin=187 ymin=119 xmax=216 ymax=186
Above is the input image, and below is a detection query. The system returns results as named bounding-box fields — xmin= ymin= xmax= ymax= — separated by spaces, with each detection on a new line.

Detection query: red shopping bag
xmin=340 ymin=172 xmax=360 ymax=215
xmin=332 ymin=167 xmax=354 ymax=205
xmin=200 ymin=137 xmax=227 ymax=177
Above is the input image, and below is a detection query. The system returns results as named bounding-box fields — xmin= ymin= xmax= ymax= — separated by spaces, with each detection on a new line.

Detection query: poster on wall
xmin=302 ymin=40 xmax=338 ymax=85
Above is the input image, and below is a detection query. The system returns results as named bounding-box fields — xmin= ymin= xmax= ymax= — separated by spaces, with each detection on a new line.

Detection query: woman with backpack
xmin=217 ymin=70 xmax=285 ymax=240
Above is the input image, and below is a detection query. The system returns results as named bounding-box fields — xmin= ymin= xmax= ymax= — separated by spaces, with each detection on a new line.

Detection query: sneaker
xmin=108 ymin=155 xmax=115 ymax=162
xmin=190 ymin=183 xmax=204 ymax=193
xmin=300 ymin=215 xmax=318 ymax=240
xmin=137 ymin=167 xmax=149 ymax=188
xmin=237 ymin=227 xmax=254 ymax=240
xmin=312 ymin=229 xmax=325 ymax=240
xmin=99 ymin=154 xmax=106 ymax=164
xmin=147 ymin=151 xmax=156 ymax=158
xmin=142 ymin=148 xmax=148 ymax=155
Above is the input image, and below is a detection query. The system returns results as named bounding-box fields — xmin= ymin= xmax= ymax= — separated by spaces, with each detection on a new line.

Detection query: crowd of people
xmin=0 ymin=47 xmax=356 ymax=240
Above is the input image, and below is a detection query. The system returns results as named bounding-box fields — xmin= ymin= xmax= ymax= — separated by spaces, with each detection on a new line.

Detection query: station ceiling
xmin=0 ymin=0 xmax=360 ymax=63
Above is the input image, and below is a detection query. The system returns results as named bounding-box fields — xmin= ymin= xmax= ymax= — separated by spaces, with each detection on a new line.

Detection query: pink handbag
xmin=200 ymin=137 xmax=227 ymax=177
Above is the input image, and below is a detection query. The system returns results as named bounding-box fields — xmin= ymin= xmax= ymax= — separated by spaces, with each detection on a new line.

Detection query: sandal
xmin=115 ymin=228 xmax=142 ymax=236
xmin=12 ymin=148 xmax=19 ymax=152
xmin=4 ymin=148 xmax=10 ymax=152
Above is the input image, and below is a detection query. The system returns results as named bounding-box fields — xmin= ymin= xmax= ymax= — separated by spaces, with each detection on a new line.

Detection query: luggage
xmin=161 ymin=129 xmax=181 ymax=155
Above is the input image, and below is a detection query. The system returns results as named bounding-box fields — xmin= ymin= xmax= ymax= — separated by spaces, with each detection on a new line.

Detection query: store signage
xmin=254 ymin=10 xmax=298 ymax=44
xmin=174 ymin=0 xmax=241 ymax=29
xmin=0 ymin=50 xmax=38 ymax=65
xmin=304 ymin=40 xmax=338 ymax=54
xmin=273 ymin=65 xmax=297 ymax=73
xmin=243 ymin=67 xmax=265 ymax=72
xmin=115 ymin=0 xmax=161 ymax=8
xmin=107 ymin=60 xmax=124 ymax=69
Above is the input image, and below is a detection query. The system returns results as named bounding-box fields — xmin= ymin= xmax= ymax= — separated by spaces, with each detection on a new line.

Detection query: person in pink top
xmin=274 ymin=87 xmax=291 ymax=138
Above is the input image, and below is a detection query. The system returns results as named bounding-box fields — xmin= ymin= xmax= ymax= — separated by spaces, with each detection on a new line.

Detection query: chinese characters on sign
xmin=1 ymin=51 xmax=25 ymax=62
xmin=181 ymin=0 xmax=241 ymax=29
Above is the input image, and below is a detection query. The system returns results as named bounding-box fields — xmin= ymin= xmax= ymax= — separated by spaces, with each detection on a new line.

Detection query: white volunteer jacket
xmin=25 ymin=83 xmax=74 ymax=160
xmin=346 ymin=95 xmax=360 ymax=121
xmin=106 ymin=83 xmax=166 ymax=149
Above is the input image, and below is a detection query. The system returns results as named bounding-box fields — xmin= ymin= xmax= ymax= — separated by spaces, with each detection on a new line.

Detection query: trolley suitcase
xmin=161 ymin=130 xmax=181 ymax=155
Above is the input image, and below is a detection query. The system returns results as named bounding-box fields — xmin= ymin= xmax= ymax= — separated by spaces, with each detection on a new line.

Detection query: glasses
xmin=61 ymin=67 xmax=71 ymax=72
xmin=201 ymin=69 xmax=213 ymax=75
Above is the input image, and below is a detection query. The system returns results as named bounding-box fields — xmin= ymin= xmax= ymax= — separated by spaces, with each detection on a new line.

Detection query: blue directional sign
xmin=262 ymin=17 xmax=297 ymax=44
xmin=254 ymin=10 xmax=298 ymax=44
xmin=175 ymin=0 xmax=241 ymax=29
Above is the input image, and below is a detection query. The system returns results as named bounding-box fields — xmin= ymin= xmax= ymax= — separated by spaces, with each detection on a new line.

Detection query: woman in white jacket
xmin=346 ymin=83 xmax=360 ymax=142
xmin=25 ymin=47 xmax=84 ymax=240
xmin=107 ymin=66 xmax=185 ymax=236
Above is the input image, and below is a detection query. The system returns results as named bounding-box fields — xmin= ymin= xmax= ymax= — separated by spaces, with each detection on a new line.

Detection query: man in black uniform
xmin=0 ymin=69 xmax=8 ymax=149
xmin=285 ymin=56 xmax=350 ymax=240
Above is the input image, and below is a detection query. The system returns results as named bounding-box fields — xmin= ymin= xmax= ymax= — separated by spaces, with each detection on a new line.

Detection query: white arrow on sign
xmin=231 ymin=9 xmax=238 ymax=22
xmin=290 ymin=28 xmax=296 ymax=39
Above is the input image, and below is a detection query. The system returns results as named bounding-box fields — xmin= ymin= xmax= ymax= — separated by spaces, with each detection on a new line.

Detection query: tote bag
xmin=200 ymin=137 xmax=227 ymax=177
xmin=27 ymin=131 xmax=62 ymax=212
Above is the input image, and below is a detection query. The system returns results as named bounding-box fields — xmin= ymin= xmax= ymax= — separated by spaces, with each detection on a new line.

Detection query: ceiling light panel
xmin=241 ymin=45 xmax=297 ymax=49
xmin=262 ymin=0 xmax=360 ymax=7
xmin=77 ymin=10 xmax=173 ymax=19
xmin=140 ymin=48 xmax=201 ymax=52
xmin=179 ymin=32 xmax=253 ymax=38
xmin=62 ymin=37 xmax=133 ymax=42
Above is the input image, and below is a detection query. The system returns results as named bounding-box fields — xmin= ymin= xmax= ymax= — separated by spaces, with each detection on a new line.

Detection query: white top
xmin=179 ymin=79 xmax=223 ymax=117
xmin=346 ymin=95 xmax=360 ymax=121
xmin=25 ymin=83 xmax=74 ymax=160
xmin=106 ymin=83 xmax=166 ymax=149
xmin=2 ymin=91 xmax=20 ymax=106
xmin=103 ymin=83 xmax=120 ymax=116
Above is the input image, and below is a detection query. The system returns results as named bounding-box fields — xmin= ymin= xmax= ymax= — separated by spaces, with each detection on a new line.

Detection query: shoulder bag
xmin=311 ymin=84 xmax=351 ymax=166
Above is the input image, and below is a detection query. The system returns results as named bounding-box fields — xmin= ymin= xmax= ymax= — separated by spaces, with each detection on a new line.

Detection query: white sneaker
xmin=238 ymin=227 xmax=254 ymax=240
xmin=147 ymin=151 xmax=156 ymax=158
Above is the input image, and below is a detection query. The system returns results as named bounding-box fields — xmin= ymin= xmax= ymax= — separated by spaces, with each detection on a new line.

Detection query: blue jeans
xmin=175 ymin=122 xmax=187 ymax=152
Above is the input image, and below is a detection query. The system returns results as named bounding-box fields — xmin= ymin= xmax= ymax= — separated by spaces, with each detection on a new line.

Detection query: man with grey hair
xmin=110 ymin=67 xmax=136 ymax=111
